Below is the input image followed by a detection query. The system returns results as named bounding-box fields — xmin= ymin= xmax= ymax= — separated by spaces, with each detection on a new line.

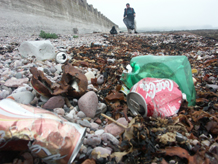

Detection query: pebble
xmin=207 ymin=84 xmax=218 ymax=90
xmin=0 ymin=90 xmax=11 ymax=100
xmin=12 ymin=84 xmax=32 ymax=94
xmin=95 ymin=118 xmax=102 ymax=124
xmin=78 ymin=91 xmax=98 ymax=118
xmin=90 ymin=122 xmax=99 ymax=130
xmin=209 ymin=142 xmax=218 ymax=153
xmin=7 ymin=91 xmax=35 ymax=104
xmin=78 ymin=120 xmax=91 ymax=128
xmin=15 ymin=73 xmax=23 ymax=79
xmin=87 ymin=84 xmax=98 ymax=92
xmin=83 ymin=136 xmax=101 ymax=147
xmin=4 ymin=77 xmax=29 ymax=87
xmin=30 ymin=97 xmax=39 ymax=105
xmin=104 ymin=117 xmax=130 ymax=136
xmin=77 ymin=111 xmax=86 ymax=118
xmin=95 ymin=129 xmax=105 ymax=136
xmin=39 ymin=95 xmax=49 ymax=102
xmin=49 ymin=66 xmax=57 ymax=73
xmin=55 ymin=64 xmax=63 ymax=74
xmin=201 ymin=140 xmax=210 ymax=147
xmin=91 ymin=147 xmax=112 ymax=159
xmin=43 ymin=68 xmax=51 ymax=75
xmin=72 ymin=99 xmax=78 ymax=106
xmin=97 ymin=75 xmax=104 ymax=85
xmin=101 ymin=133 xmax=119 ymax=145
xmin=96 ymin=102 xmax=107 ymax=115
xmin=86 ymin=147 xmax=93 ymax=156
xmin=85 ymin=71 xmax=95 ymax=81
xmin=82 ymin=159 xmax=96 ymax=164
xmin=43 ymin=96 xmax=65 ymax=110
xmin=53 ymin=108 xmax=65 ymax=116
xmin=37 ymin=67 xmax=44 ymax=72
xmin=13 ymin=60 xmax=23 ymax=68
xmin=66 ymin=109 xmax=76 ymax=119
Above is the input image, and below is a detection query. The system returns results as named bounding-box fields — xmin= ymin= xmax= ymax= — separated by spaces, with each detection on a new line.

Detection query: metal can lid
xmin=56 ymin=52 xmax=68 ymax=64
xmin=126 ymin=92 xmax=147 ymax=117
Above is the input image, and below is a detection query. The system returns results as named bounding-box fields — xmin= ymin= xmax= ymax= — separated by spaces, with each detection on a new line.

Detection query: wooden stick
xmin=101 ymin=113 xmax=128 ymax=129
xmin=65 ymin=97 xmax=73 ymax=108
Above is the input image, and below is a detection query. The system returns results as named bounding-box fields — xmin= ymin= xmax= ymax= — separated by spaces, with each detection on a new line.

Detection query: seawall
xmin=0 ymin=0 xmax=119 ymax=36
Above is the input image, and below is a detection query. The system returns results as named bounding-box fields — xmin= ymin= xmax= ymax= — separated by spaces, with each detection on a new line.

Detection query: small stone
xmin=49 ymin=66 xmax=57 ymax=73
xmin=44 ymin=68 xmax=51 ymax=75
xmin=95 ymin=118 xmax=102 ymax=124
xmin=95 ymin=129 xmax=104 ymax=136
xmin=80 ymin=144 xmax=87 ymax=153
xmin=14 ymin=60 xmax=23 ymax=68
xmin=79 ymin=154 xmax=86 ymax=161
xmin=209 ymin=142 xmax=218 ymax=153
xmin=207 ymin=84 xmax=218 ymax=90
xmin=30 ymin=97 xmax=39 ymax=105
xmin=78 ymin=91 xmax=98 ymax=118
xmin=101 ymin=133 xmax=119 ymax=145
xmin=4 ymin=77 xmax=29 ymax=87
xmin=66 ymin=109 xmax=76 ymax=119
xmin=84 ymin=136 xmax=101 ymax=147
xmin=85 ymin=71 xmax=95 ymax=81
xmin=96 ymin=103 xmax=107 ymax=114
xmin=78 ymin=120 xmax=91 ymax=128
xmin=55 ymin=64 xmax=62 ymax=74
xmin=90 ymin=122 xmax=99 ymax=130
xmin=7 ymin=91 xmax=35 ymax=104
xmin=86 ymin=147 xmax=93 ymax=156
xmin=201 ymin=140 xmax=210 ymax=147
xmin=104 ymin=117 xmax=129 ymax=136
xmin=82 ymin=159 xmax=96 ymax=164
xmin=43 ymin=96 xmax=65 ymax=110
xmin=0 ymin=90 xmax=11 ymax=100
xmin=77 ymin=111 xmax=86 ymax=118
xmin=72 ymin=99 xmax=78 ymax=106
xmin=53 ymin=108 xmax=65 ymax=116
xmin=91 ymin=147 xmax=112 ymax=159
xmin=190 ymin=139 xmax=199 ymax=146
xmin=97 ymin=75 xmax=104 ymax=85
xmin=87 ymin=84 xmax=98 ymax=92
xmin=15 ymin=73 xmax=23 ymax=79
xmin=37 ymin=67 xmax=44 ymax=72
xmin=12 ymin=84 xmax=32 ymax=94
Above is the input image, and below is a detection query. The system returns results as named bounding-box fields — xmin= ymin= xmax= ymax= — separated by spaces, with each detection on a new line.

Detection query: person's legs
xmin=134 ymin=20 xmax=138 ymax=33
xmin=128 ymin=28 xmax=132 ymax=34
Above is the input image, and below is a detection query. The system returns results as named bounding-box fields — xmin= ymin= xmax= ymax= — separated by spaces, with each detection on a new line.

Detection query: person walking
xmin=123 ymin=3 xmax=138 ymax=34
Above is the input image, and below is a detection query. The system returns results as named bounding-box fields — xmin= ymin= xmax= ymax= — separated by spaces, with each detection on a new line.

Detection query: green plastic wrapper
xmin=121 ymin=55 xmax=196 ymax=106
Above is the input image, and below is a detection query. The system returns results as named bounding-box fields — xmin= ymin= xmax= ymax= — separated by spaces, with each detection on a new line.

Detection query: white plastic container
xmin=19 ymin=40 xmax=55 ymax=61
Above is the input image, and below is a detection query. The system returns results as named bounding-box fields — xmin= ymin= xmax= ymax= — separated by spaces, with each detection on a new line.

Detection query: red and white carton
xmin=0 ymin=98 xmax=86 ymax=164
xmin=127 ymin=78 xmax=183 ymax=117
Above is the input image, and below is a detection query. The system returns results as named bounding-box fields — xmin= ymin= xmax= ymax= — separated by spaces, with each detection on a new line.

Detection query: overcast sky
xmin=87 ymin=0 xmax=218 ymax=30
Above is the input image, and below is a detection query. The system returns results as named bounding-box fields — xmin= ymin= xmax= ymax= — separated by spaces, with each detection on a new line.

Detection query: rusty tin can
xmin=127 ymin=78 xmax=183 ymax=117
xmin=0 ymin=98 xmax=86 ymax=164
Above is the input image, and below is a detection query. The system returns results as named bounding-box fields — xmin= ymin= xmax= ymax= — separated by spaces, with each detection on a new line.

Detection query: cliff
xmin=0 ymin=0 xmax=119 ymax=36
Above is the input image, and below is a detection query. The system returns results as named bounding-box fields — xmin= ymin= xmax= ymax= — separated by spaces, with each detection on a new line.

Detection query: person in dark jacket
xmin=123 ymin=3 xmax=138 ymax=34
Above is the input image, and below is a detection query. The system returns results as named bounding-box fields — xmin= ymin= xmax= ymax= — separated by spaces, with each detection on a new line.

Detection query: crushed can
xmin=127 ymin=77 xmax=183 ymax=117
xmin=0 ymin=98 xmax=86 ymax=164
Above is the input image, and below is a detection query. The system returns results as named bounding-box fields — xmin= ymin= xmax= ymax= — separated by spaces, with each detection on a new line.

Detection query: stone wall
xmin=0 ymin=0 xmax=119 ymax=36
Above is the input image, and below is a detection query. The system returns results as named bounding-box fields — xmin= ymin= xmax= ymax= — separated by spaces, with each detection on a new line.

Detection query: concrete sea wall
xmin=0 ymin=0 xmax=119 ymax=36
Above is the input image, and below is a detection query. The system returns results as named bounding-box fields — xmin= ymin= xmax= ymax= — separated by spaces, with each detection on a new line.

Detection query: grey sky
xmin=87 ymin=0 xmax=218 ymax=29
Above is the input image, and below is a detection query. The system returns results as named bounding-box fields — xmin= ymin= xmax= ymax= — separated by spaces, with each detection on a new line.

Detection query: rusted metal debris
xmin=30 ymin=62 xmax=88 ymax=98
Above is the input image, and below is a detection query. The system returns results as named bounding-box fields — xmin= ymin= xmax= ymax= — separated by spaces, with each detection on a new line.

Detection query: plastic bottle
xmin=121 ymin=55 xmax=196 ymax=106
